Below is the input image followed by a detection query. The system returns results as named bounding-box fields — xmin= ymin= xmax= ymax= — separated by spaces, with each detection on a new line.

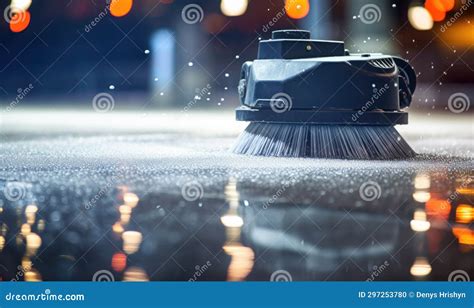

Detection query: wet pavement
xmin=0 ymin=110 xmax=473 ymax=281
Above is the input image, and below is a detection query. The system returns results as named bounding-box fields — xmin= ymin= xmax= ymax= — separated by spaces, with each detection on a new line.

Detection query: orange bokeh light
xmin=439 ymin=0 xmax=455 ymax=11
xmin=111 ymin=252 xmax=127 ymax=272
xmin=9 ymin=10 xmax=31 ymax=33
xmin=425 ymin=0 xmax=446 ymax=21
xmin=456 ymin=204 xmax=473 ymax=224
xmin=425 ymin=197 xmax=451 ymax=220
xmin=453 ymin=227 xmax=474 ymax=246
xmin=110 ymin=0 xmax=133 ymax=18
xmin=285 ymin=0 xmax=310 ymax=20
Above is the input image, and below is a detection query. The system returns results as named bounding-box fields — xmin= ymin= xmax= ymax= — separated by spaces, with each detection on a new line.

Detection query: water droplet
xmin=392 ymin=4 xmax=397 ymax=7
xmin=154 ymin=77 xmax=158 ymax=81
xmin=188 ymin=62 xmax=194 ymax=67
xmin=372 ymin=84 xmax=376 ymax=88
xmin=144 ymin=49 xmax=150 ymax=54
xmin=220 ymin=98 xmax=225 ymax=102
xmin=224 ymin=87 xmax=228 ymax=90
xmin=225 ymin=73 xmax=230 ymax=77
xmin=160 ymin=92 xmax=164 ymax=96
xmin=109 ymin=85 xmax=115 ymax=90
xmin=235 ymin=55 xmax=240 ymax=59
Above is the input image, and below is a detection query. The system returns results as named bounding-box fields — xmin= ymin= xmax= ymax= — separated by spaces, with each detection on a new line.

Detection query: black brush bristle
xmin=232 ymin=123 xmax=416 ymax=160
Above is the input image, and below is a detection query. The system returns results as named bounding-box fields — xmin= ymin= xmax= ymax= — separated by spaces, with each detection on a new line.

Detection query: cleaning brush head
xmin=233 ymin=30 xmax=417 ymax=160
xmin=233 ymin=123 xmax=415 ymax=160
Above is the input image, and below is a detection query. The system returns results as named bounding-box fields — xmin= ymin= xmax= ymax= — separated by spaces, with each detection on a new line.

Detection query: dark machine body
xmin=233 ymin=30 xmax=417 ymax=160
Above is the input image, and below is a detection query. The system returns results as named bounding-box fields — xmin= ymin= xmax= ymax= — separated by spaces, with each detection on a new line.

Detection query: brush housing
xmin=236 ymin=30 xmax=416 ymax=125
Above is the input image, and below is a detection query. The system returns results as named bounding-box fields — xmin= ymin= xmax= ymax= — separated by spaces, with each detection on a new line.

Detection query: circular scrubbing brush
xmin=232 ymin=30 xmax=417 ymax=160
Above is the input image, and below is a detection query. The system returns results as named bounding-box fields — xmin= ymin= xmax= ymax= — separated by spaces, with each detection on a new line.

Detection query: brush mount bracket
xmin=236 ymin=30 xmax=417 ymax=125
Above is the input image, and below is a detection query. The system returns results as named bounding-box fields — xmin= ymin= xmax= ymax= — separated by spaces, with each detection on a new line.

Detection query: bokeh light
xmin=439 ymin=0 xmax=455 ymax=11
xmin=410 ymin=209 xmax=431 ymax=232
xmin=425 ymin=197 xmax=451 ymax=220
xmin=285 ymin=0 xmax=310 ymax=20
xmin=11 ymin=0 xmax=32 ymax=11
xmin=408 ymin=6 xmax=434 ymax=30
xmin=456 ymin=204 xmax=473 ymax=224
xmin=122 ymin=231 xmax=143 ymax=254
xmin=220 ymin=0 xmax=248 ymax=17
xmin=452 ymin=227 xmax=474 ymax=246
xmin=9 ymin=10 xmax=31 ymax=33
xmin=123 ymin=192 xmax=139 ymax=208
xmin=425 ymin=0 xmax=446 ymax=22
xmin=112 ymin=252 xmax=127 ymax=272
xmin=110 ymin=0 xmax=133 ymax=18
xmin=410 ymin=257 xmax=432 ymax=277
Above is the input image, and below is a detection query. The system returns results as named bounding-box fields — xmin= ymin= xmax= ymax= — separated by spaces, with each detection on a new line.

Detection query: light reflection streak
xmin=112 ymin=188 xmax=149 ymax=280
xmin=119 ymin=204 xmax=132 ymax=225
xmin=20 ymin=223 xmax=31 ymax=236
xmin=413 ymin=191 xmax=431 ymax=203
xmin=123 ymin=266 xmax=149 ymax=281
xmin=25 ymin=204 xmax=38 ymax=225
xmin=221 ymin=178 xmax=255 ymax=281
xmin=410 ymin=209 xmax=431 ymax=232
xmin=123 ymin=192 xmax=139 ymax=208
xmin=25 ymin=233 xmax=42 ymax=256
xmin=455 ymin=204 xmax=473 ymax=224
xmin=122 ymin=231 xmax=143 ymax=255
xmin=410 ymin=257 xmax=432 ymax=277
xmin=24 ymin=269 xmax=42 ymax=281
xmin=452 ymin=227 xmax=474 ymax=246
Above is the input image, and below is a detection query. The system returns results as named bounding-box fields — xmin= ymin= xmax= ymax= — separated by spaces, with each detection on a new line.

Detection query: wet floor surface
xmin=0 ymin=110 xmax=473 ymax=281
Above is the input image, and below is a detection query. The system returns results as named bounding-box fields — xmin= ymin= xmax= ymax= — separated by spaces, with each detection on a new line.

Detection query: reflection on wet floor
xmin=0 ymin=162 xmax=472 ymax=281
xmin=222 ymin=178 xmax=254 ymax=281
xmin=0 ymin=110 xmax=473 ymax=281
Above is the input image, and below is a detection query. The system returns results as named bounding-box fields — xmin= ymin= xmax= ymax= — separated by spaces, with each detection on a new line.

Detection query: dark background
xmin=0 ymin=0 xmax=472 ymax=110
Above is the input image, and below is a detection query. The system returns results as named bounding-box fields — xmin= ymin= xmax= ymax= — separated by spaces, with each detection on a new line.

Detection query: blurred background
xmin=0 ymin=0 xmax=473 ymax=282
xmin=0 ymin=0 xmax=472 ymax=113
